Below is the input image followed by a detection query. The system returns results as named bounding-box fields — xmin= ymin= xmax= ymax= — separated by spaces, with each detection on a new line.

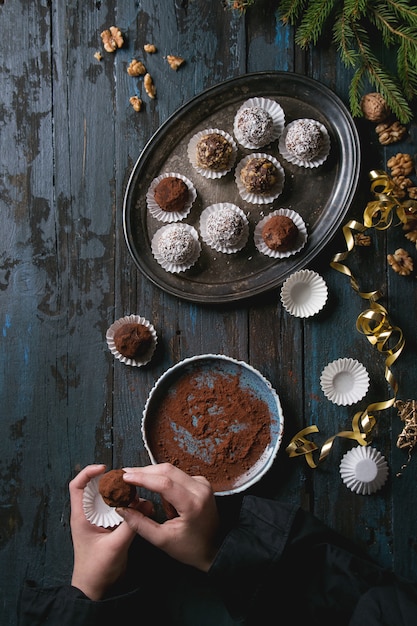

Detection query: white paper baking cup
xmin=280 ymin=269 xmax=328 ymax=317
xmin=187 ymin=128 xmax=237 ymax=179
xmin=340 ymin=446 xmax=389 ymax=495
xmin=320 ymin=358 xmax=369 ymax=406
xmin=235 ymin=153 xmax=285 ymax=204
xmin=200 ymin=203 xmax=249 ymax=253
xmin=151 ymin=223 xmax=201 ymax=273
xmin=106 ymin=314 xmax=157 ymax=367
xmin=254 ymin=208 xmax=307 ymax=259
xmin=233 ymin=97 xmax=285 ymax=149
xmin=146 ymin=172 xmax=197 ymax=222
xmin=83 ymin=475 xmax=124 ymax=528
xmin=278 ymin=119 xmax=330 ymax=168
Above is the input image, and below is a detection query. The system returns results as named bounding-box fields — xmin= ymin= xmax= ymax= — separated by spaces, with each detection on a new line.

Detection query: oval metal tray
xmin=123 ymin=71 xmax=360 ymax=303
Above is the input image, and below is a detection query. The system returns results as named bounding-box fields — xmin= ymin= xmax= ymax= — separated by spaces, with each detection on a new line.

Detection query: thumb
xmin=116 ymin=507 xmax=163 ymax=546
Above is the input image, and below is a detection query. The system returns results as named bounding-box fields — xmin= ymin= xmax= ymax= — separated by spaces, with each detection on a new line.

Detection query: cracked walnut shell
xmin=387 ymin=248 xmax=414 ymax=275
xmin=101 ymin=26 xmax=124 ymax=52
xmin=361 ymin=92 xmax=391 ymax=123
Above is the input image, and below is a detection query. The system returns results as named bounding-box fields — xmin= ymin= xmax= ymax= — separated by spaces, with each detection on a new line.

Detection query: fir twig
xmin=225 ymin=0 xmax=417 ymax=124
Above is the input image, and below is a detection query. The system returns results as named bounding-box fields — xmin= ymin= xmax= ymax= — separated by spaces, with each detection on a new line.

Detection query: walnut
xmin=94 ymin=51 xmax=103 ymax=61
xmin=403 ymin=215 xmax=417 ymax=243
xmin=144 ymin=43 xmax=157 ymax=53
xmin=354 ymin=232 xmax=372 ymax=246
xmin=376 ymin=120 xmax=407 ymax=145
xmin=166 ymin=55 xmax=185 ymax=70
xmin=101 ymin=26 xmax=124 ymax=52
xmin=360 ymin=92 xmax=391 ymax=123
xmin=409 ymin=187 xmax=417 ymax=200
xmin=387 ymin=248 xmax=414 ymax=275
xmin=129 ymin=96 xmax=143 ymax=112
xmin=127 ymin=59 xmax=146 ymax=76
xmin=387 ymin=153 xmax=415 ymax=177
xmin=144 ymin=73 xmax=156 ymax=99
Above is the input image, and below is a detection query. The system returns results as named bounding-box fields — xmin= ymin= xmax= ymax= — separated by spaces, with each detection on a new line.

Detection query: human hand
xmin=117 ymin=463 xmax=220 ymax=573
xmin=69 ymin=464 xmax=153 ymax=601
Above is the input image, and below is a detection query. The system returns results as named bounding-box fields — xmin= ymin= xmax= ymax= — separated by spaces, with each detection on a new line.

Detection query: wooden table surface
xmin=1 ymin=1 xmax=417 ymax=622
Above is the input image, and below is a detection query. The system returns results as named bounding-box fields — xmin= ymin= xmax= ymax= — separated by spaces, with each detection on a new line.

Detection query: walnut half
xmin=100 ymin=26 xmax=124 ymax=53
xmin=387 ymin=248 xmax=414 ymax=276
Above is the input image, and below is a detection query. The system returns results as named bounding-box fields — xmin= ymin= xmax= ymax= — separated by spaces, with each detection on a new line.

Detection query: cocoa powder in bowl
xmin=143 ymin=356 xmax=283 ymax=494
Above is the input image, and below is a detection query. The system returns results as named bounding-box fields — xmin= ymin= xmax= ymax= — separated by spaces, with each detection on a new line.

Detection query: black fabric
xmin=18 ymin=496 xmax=417 ymax=626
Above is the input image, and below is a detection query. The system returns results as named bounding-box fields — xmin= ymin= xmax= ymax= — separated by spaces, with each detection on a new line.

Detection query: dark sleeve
xmin=19 ymin=582 xmax=143 ymax=626
xmin=208 ymin=495 xmax=417 ymax=626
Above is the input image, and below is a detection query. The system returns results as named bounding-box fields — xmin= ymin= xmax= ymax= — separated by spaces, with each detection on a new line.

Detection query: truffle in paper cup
xmin=106 ymin=314 xmax=157 ymax=367
xmin=146 ymin=172 xmax=197 ymax=223
xmin=320 ymin=357 xmax=369 ymax=406
xmin=280 ymin=269 xmax=328 ymax=317
xmin=82 ymin=475 xmax=123 ymax=528
xmin=235 ymin=153 xmax=285 ymax=204
xmin=340 ymin=446 xmax=389 ymax=495
xmin=233 ymin=97 xmax=285 ymax=149
xmin=187 ymin=128 xmax=237 ymax=179
xmin=151 ymin=223 xmax=201 ymax=273
xmin=200 ymin=203 xmax=249 ymax=253
xmin=254 ymin=208 xmax=307 ymax=259
xmin=278 ymin=118 xmax=330 ymax=168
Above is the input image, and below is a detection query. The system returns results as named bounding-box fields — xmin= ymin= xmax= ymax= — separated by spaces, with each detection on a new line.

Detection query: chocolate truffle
xmin=196 ymin=132 xmax=233 ymax=171
xmin=98 ymin=469 xmax=136 ymax=507
xmin=113 ymin=322 xmax=153 ymax=359
xmin=235 ymin=106 xmax=273 ymax=147
xmin=284 ymin=119 xmax=324 ymax=161
xmin=240 ymin=157 xmax=279 ymax=194
xmin=153 ymin=176 xmax=189 ymax=212
xmin=206 ymin=206 xmax=245 ymax=248
xmin=261 ymin=215 xmax=298 ymax=252
xmin=157 ymin=224 xmax=197 ymax=265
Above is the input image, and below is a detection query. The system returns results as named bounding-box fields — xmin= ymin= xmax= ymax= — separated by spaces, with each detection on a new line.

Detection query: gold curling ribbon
xmin=286 ymin=170 xmax=406 ymax=467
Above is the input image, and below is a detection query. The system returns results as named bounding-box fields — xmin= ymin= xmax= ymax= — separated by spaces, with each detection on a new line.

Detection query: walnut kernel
xmin=167 ymin=55 xmax=185 ymax=70
xmin=387 ymin=248 xmax=414 ymax=275
xmin=129 ymin=96 xmax=143 ymax=112
xmin=360 ymin=92 xmax=391 ymax=123
xmin=354 ymin=233 xmax=371 ymax=247
xmin=100 ymin=26 xmax=124 ymax=52
xmin=127 ymin=59 xmax=146 ymax=76
xmin=376 ymin=120 xmax=407 ymax=145
xmin=144 ymin=73 xmax=156 ymax=99
xmin=144 ymin=43 xmax=157 ymax=53
xmin=94 ymin=51 xmax=103 ymax=61
xmin=387 ymin=153 xmax=415 ymax=177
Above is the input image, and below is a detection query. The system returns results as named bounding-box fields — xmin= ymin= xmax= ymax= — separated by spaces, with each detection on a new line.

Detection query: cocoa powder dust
xmin=145 ymin=368 xmax=272 ymax=492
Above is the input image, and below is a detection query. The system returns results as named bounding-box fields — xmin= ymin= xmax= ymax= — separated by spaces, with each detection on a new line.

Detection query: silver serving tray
xmin=123 ymin=72 xmax=360 ymax=303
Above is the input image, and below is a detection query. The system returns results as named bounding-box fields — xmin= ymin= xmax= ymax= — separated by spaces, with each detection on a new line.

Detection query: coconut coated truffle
xmin=284 ymin=119 xmax=324 ymax=161
xmin=158 ymin=224 xmax=196 ymax=264
xmin=236 ymin=106 xmax=273 ymax=147
xmin=98 ymin=469 xmax=136 ymax=507
xmin=206 ymin=206 xmax=245 ymax=248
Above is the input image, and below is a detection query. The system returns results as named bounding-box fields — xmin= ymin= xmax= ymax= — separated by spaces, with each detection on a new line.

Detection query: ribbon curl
xmin=286 ymin=170 xmax=407 ymax=467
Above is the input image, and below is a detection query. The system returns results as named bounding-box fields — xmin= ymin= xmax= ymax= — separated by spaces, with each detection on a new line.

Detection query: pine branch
xmin=294 ymin=0 xmax=338 ymax=47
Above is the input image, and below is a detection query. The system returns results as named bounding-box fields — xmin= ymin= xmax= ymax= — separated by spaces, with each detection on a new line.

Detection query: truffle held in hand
xmin=98 ymin=469 xmax=136 ymax=507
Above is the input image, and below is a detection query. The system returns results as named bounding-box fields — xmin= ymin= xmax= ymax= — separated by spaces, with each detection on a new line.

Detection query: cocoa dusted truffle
xmin=153 ymin=176 xmax=189 ymax=212
xmin=113 ymin=322 xmax=153 ymax=359
xmin=261 ymin=215 xmax=298 ymax=252
xmin=240 ymin=157 xmax=279 ymax=194
xmin=196 ymin=132 xmax=233 ymax=171
xmin=98 ymin=469 xmax=136 ymax=507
